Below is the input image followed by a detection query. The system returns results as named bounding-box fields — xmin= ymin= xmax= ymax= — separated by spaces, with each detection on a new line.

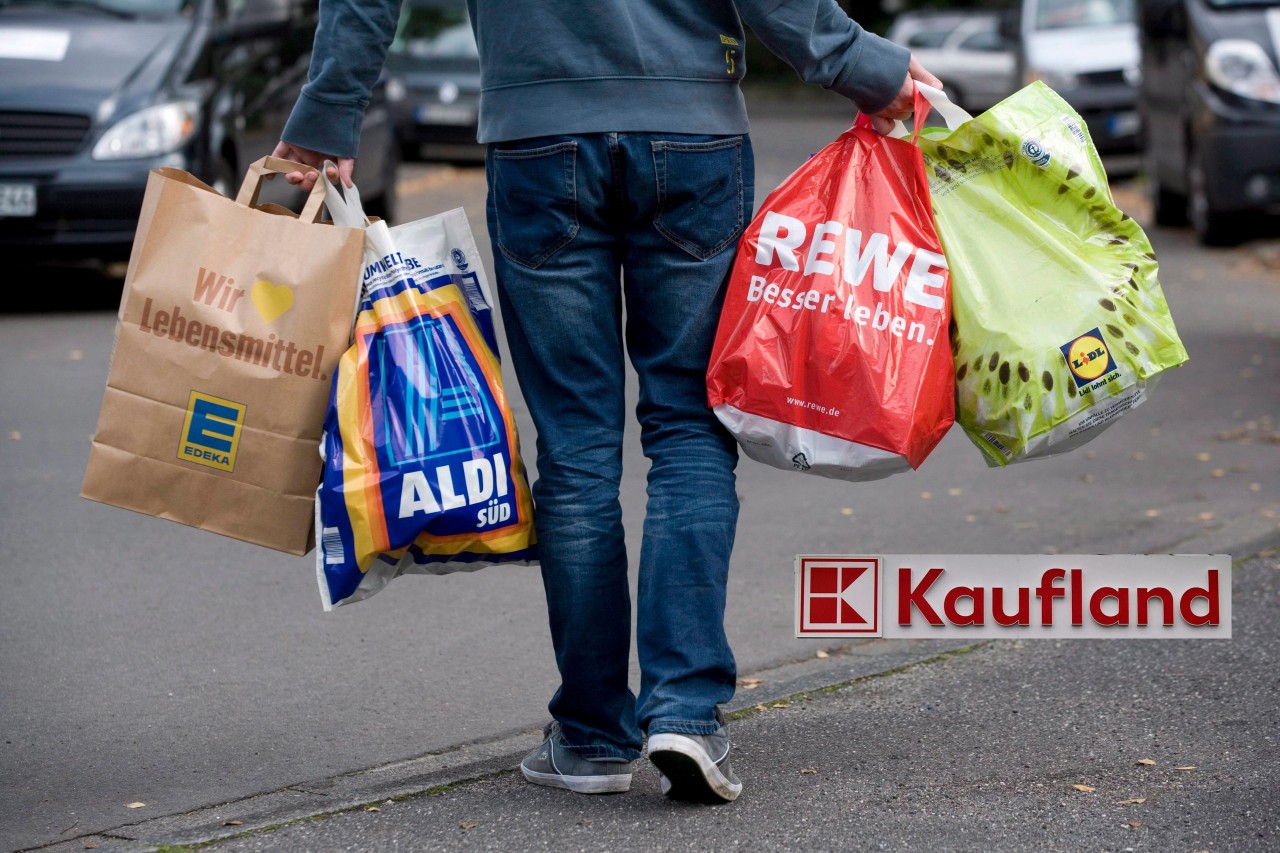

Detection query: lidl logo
xmin=178 ymin=391 xmax=246 ymax=472
xmin=1061 ymin=328 xmax=1117 ymax=388
xmin=796 ymin=557 xmax=881 ymax=637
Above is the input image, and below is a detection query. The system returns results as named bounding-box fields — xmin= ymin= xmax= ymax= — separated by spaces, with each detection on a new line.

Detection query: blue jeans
xmin=486 ymin=132 xmax=755 ymax=760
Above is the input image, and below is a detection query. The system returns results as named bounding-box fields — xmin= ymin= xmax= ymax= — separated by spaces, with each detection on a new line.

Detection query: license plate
xmin=416 ymin=104 xmax=475 ymax=126
xmin=1106 ymin=111 xmax=1139 ymax=138
xmin=0 ymin=183 xmax=36 ymax=217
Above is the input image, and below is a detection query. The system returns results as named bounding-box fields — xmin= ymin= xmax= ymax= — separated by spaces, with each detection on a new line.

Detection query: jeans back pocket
xmin=652 ymin=137 xmax=745 ymax=261
xmin=489 ymin=141 xmax=579 ymax=269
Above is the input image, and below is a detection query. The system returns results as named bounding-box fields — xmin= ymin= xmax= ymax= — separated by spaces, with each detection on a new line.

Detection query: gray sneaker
xmin=520 ymin=722 xmax=633 ymax=794
xmin=648 ymin=723 xmax=743 ymax=803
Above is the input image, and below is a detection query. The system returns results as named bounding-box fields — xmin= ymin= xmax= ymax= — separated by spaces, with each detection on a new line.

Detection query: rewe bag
xmin=82 ymin=157 xmax=365 ymax=554
xmin=707 ymin=89 xmax=955 ymax=481
xmin=905 ymin=83 xmax=1189 ymax=466
xmin=314 ymin=171 xmax=537 ymax=609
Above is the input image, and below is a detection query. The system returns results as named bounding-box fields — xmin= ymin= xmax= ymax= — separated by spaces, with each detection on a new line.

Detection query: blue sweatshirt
xmin=283 ymin=0 xmax=910 ymax=158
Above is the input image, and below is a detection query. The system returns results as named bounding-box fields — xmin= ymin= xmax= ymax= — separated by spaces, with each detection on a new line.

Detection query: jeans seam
xmin=650 ymin=137 xmax=744 ymax=261
xmin=492 ymin=143 xmax=580 ymax=269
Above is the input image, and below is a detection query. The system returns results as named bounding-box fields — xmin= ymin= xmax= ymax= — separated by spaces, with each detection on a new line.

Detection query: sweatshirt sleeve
xmin=734 ymin=0 xmax=910 ymax=115
xmin=281 ymin=0 xmax=404 ymax=158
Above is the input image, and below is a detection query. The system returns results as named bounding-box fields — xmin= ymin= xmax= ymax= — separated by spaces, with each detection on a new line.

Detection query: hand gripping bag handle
xmin=887 ymin=82 xmax=975 ymax=140
xmin=235 ymin=156 xmax=328 ymax=222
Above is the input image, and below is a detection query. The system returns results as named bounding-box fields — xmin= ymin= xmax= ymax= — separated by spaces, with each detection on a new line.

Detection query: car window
xmin=390 ymin=1 xmax=478 ymax=59
xmin=958 ymin=31 xmax=1006 ymax=52
xmin=1033 ymin=0 xmax=1135 ymax=30
xmin=906 ymin=30 xmax=953 ymax=48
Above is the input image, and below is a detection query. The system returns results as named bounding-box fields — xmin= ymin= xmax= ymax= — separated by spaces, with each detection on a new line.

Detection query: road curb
xmin=29 ymin=540 xmax=1278 ymax=852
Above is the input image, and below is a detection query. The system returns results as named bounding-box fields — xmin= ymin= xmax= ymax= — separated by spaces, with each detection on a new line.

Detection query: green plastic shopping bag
xmin=903 ymin=82 xmax=1188 ymax=466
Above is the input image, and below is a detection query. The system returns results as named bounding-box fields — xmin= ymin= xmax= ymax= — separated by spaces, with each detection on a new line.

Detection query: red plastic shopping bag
xmin=707 ymin=91 xmax=954 ymax=480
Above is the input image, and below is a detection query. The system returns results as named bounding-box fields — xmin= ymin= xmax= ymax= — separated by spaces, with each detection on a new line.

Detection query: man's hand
xmin=269 ymin=140 xmax=355 ymax=191
xmin=869 ymin=56 xmax=944 ymax=136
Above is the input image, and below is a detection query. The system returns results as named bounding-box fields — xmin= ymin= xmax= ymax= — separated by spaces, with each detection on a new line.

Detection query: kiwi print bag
xmin=906 ymin=82 xmax=1188 ymax=467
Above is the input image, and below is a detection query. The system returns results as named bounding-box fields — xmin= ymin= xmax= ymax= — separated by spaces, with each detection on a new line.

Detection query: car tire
xmin=1147 ymin=158 xmax=1187 ymax=227
xmin=363 ymin=141 xmax=400 ymax=225
xmin=208 ymin=157 xmax=237 ymax=200
xmin=1187 ymin=146 xmax=1239 ymax=247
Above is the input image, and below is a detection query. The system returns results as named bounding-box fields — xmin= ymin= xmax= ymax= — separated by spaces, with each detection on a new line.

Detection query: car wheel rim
xmin=1188 ymin=157 xmax=1209 ymax=234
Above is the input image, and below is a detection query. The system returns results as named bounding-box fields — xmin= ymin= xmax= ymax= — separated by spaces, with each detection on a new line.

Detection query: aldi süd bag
xmin=908 ymin=82 xmax=1188 ymax=466
xmin=707 ymin=88 xmax=954 ymax=481
xmin=82 ymin=157 xmax=365 ymax=554
xmin=315 ymin=172 xmax=537 ymax=609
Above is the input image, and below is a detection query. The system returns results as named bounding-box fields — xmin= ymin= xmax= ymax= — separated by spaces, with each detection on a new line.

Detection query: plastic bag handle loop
xmin=319 ymin=160 xmax=369 ymax=229
xmin=889 ymin=82 xmax=975 ymax=140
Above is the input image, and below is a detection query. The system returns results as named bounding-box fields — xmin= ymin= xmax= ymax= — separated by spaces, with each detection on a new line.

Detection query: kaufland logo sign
xmin=796 ymin=555 xmax=1231 ymax=639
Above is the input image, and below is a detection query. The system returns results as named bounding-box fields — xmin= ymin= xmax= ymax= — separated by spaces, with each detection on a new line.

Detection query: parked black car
xmin=1140 ymin=0 xmax=1280 ymax=244
xmin=383 ymin=0 xmax=482 ymax=162
xmin=0 ymin=0 xmax=397 ymax=263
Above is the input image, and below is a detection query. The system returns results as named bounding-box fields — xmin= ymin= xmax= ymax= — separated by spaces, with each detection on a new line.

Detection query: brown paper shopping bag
xmin=82 ymin=157 xmax=365 ymax=554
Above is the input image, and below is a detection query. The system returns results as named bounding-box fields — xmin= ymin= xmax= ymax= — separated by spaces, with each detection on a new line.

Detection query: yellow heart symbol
xmin=250 ymin=279 xmax=294 ymax=324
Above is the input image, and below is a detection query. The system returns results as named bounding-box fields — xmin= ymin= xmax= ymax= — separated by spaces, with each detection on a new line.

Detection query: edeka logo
xmin=1061 ymin=327 xmax=1118 ymax=388
xmin=178 ymin=391 xmax=246 ymax=472
xmin=795 ymin=555 xmax=1232 ymax=639
xmin=797 ymin=557 xmax=881 ymax=637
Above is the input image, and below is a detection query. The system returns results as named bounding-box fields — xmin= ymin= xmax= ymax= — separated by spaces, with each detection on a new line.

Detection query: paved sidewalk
xmin=45 ymin=548 xmax=1277 ymax=853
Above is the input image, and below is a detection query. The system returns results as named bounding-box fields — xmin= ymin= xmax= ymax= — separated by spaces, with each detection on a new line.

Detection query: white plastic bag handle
xmin=890 ymin=82 xmax=975 ymax=140
xmin=320 ymin=161 xmax=370 ymax=229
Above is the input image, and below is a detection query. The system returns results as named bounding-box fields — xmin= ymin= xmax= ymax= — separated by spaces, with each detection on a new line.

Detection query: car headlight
xmin=1025 ymin=68 xmax=1079 ymax=92
xmin=1205 ymin=39 xmax=1280 ymax=105
xmin=92 ymin=101 xmax=199 ymax=160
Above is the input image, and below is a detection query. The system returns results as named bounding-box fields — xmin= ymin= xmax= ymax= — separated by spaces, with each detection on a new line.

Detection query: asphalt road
xmin=2 ymin=97 xmax=1278 ymax=851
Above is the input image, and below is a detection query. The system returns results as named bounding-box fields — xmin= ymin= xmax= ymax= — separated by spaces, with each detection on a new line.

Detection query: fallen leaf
xmin=1250 ymin=483 xmax=1262 ymax=491
xmin=816 ymin=649 xmax=830 ymax=659
xmin=1072 ymin=784 xmax=1096 ymax=793
xmin=770 ymin=702 xmax=788 ymax=709
xmin=222 ymin=820 xmax=243 ymax=826
xmin=8 ymin=431 xmax=19 ymax=441
xmin=965 ymin=514 xmax=977 ymax=523
xmin=1198 ymin=512 xmax=1216 ymax=522
xmin=1144 ymin=510 xmax=1160 ymax=518
xmin=69 ymin=350 xmax=84 ymax=361
xmin=839 ymin=507 xmax=854 ymax=516
xmin=1115 ymin=798 xmax=1148 ymax=805
xmin=366 ymin=806 xmax=380 ymax=813
xmin=1211 ymin=468 xmax=1225 ymax=478
xmin=1196 ymin=452 xmax=1212 ymax=462
xmin=997 ymin=504 xmax=1010 ymax=513
xmin=920 ymin=491 xmax=933 ymax=499
xmin=738 ymin=677 xmax=762 ymax=690
xmin=460 ymin=820 xmax=480 ymax=829
xmin=125 ymin=802 xmax=146 ymax=809
xmin=947 ymin=487 xmax=963 ymax=496
xmin=1175 ymin=765 xmax=1196 ymax=771
xmin=1130 ymin=451 xmax=1146 ymax=461
xmin=1137 ymin=758 xmax=1156 ymax=766
xmin=1128 ymin=820 xmax=1144 ymax=828
xmin=800 ymin=768 xmax=818 ymax=775
xmin=83 ymin=846 xmax=98 ymax=851
xmin=754 ymin=703 xmax=767 ymax=712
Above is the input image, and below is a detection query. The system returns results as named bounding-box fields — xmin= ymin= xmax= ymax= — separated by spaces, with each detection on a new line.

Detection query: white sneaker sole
xmin=520 ymin=764 xmax=632 ymax=794
xmin=647 ymin=733 xmax=742 ymax=803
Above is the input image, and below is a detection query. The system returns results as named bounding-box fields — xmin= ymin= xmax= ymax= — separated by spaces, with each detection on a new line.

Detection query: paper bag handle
xmin=235 ymin=156 xmax=327 ymax=223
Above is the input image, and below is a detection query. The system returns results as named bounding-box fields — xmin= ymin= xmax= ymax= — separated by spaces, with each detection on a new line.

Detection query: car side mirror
xmin=997 ymin=9 xmax=1020 ymax=43
xmin=228 ymin=0 xmax=293 ymax=39
xmin=1139 ymin=0 xmax=1186 ymax=37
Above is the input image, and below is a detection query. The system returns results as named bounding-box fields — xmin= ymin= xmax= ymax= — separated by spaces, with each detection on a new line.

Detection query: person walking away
xmin=273 ymin=0 xmax=940 ymax=804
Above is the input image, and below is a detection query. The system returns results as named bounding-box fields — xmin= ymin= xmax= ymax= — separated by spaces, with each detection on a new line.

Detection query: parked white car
xmin=887 ymin=11 xmax=1018 ymax=113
